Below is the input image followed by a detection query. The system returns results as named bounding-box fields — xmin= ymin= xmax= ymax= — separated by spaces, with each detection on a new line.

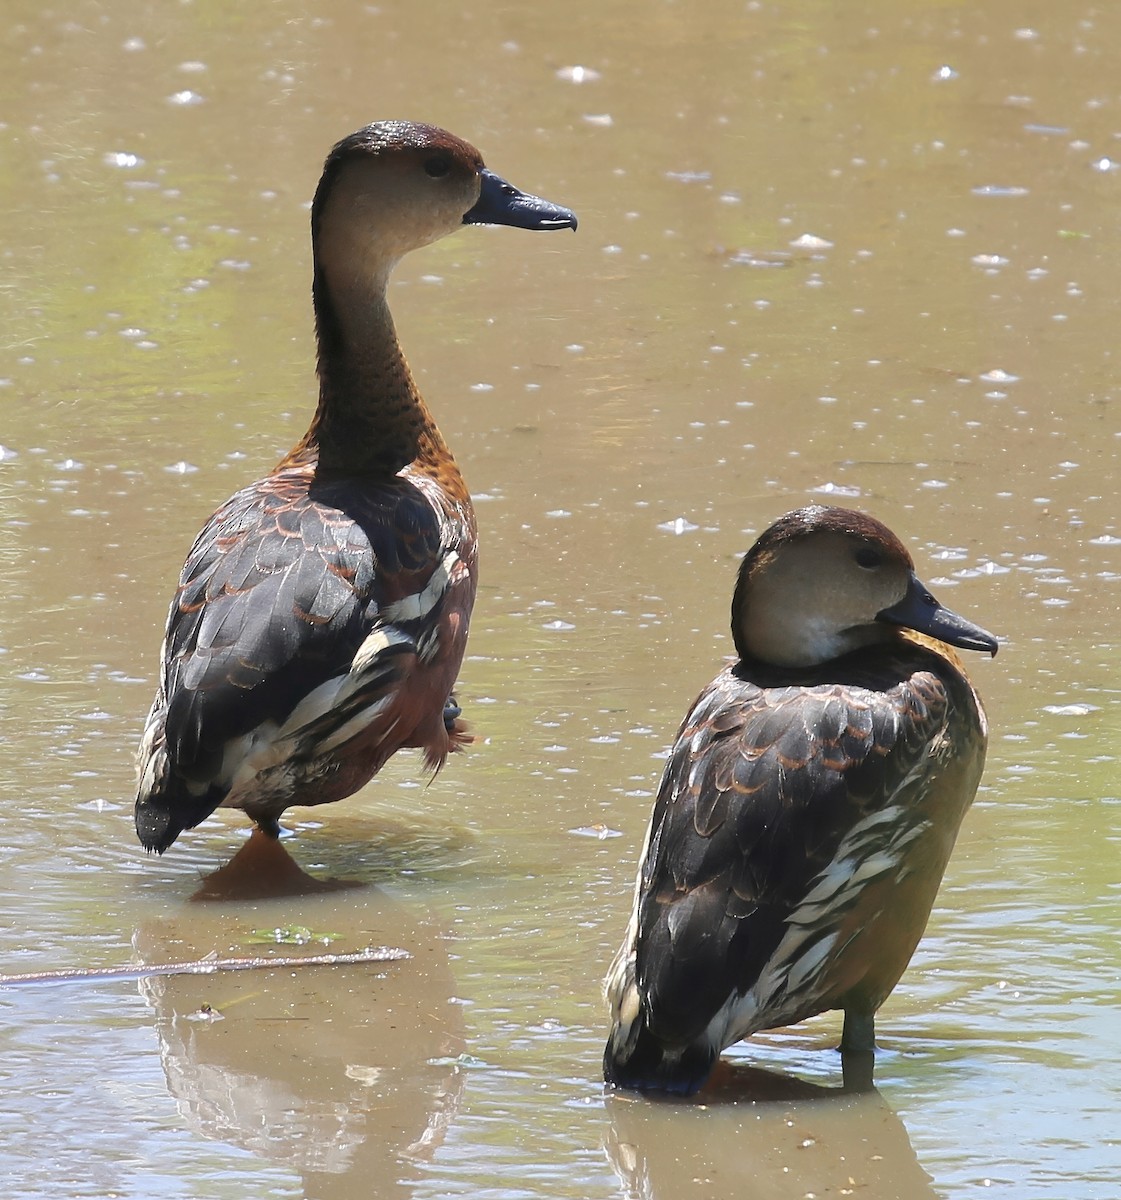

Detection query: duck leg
xmin=255 ymin=816 xmax=283 ymax=839
xmin=840 ymin=1007 xmax=876 ymax=1054
xmin=840 ymin=1008 xmax=876 ymax=1091
xmin=442 ymin=696 xmax=463 ymax=731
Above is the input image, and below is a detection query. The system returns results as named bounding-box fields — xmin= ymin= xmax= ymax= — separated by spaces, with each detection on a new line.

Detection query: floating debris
xmin=569 ymin=824 xmax=623 ymax=840
xmin=972 ymin=185 xmax=1029 ymax=197
xmin=0 ymin=946 xmax=410 ymax=988
xmin=724 ymin=249 xmax=793 ymax=269
xmin=790 ymin=233 xmax=833 ymax=250
xmin=103 ymin=151 xmax=143 ymax=169
xmin=557 ymin=65 xmax=601 ymax=83
xmin=246 ymin=924 xmax=344 ymax=946
xmin=185 ymin=1003 xmax=224 ymax=1023
xmin=811 ymin=482 xmax=862 ymax=498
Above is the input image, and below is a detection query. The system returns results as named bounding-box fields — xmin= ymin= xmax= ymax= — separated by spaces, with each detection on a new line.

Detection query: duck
xmin=603 ymin=504 xmax=998 ymax=1095
xmin=134 ymin=121 xmax=577 ymax=854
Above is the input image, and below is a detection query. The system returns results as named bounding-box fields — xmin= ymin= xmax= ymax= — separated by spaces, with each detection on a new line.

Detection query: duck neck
xmin=283 ymin=268 xmax=455 ymax=480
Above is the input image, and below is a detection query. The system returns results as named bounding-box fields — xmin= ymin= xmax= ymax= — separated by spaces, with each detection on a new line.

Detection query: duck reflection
xmin=133 ymin=856 xmax=465 ymax=1198
xmin=188 ymin=827 xmax=365 ymax=900
xmin=151 ymin=807 xmax=477 ymax=902
xmin=605 ymin=1059 xmax=937 ymax=1200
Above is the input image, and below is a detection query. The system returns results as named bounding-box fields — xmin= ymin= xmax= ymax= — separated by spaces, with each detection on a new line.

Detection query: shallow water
xmin=1 ymin=0 xmax=1119 ymax=1197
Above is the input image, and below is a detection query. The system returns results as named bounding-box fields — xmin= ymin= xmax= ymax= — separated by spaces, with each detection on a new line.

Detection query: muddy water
xmin=1 ymin=0 xmax=1118 ymax=1196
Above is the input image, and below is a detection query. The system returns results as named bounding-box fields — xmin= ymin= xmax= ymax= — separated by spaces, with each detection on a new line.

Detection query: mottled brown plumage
xmin=135 ymin=121 xmax=576 ymax=854
xmin=604 ymin=505 xmax=998 ymax=1094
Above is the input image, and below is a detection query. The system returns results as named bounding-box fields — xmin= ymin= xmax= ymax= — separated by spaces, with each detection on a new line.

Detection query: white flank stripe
xmin=783 ymin=930 xmax=839 ymax=993
xmin=277 ymin=675 xmax=349 ymax=738
xmin=799 ymin=865 xmax=852 ymax=907
xmin=841 ymin=804 xmax=906 ymax=839
xmin=416 ymin=628 xmax=440 ymax=664
xmin=382 ymin=551 xmax=460 ymax=625
xmin=844 ymin=851 xmax=900 ymax=887
xmin=316 ymin=695 xmax=396 ymax=754
xmin=351 ymin=626 xmax=415 ymax=676
xmin=224 ymin=721 xmax=285 ymax=793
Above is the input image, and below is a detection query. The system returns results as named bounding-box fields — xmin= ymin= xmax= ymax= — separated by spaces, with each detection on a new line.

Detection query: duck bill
xmin=877 ymin=573 xmax=999 ymax=656
xmin=463 ymin=168 xmax=578 ymax=231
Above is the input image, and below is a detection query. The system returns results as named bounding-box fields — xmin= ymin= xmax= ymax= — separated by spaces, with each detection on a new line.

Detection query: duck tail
xmin=134 ymin=722 xmax=220 ymax=853
xmin=603 ymin=1018 xmax=716 ymax=1098
xmin=134 ymin=784 xmax=219 ymax=854
xmin=134 ymin=796 xmax=184 ymax=855
xmin=603 ymin=955 xmax=717 ymax=1097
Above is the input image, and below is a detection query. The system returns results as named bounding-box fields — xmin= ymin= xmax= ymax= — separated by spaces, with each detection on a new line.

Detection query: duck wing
xmin=136 ymin=464 xmax=474 ymax=848
xmin=630 ymin=659 xmax=954 ymax=1047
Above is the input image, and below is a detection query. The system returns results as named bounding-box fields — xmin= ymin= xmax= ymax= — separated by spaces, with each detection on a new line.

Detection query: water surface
xmin=1 ymin=1 xmax=1118 ymax=1197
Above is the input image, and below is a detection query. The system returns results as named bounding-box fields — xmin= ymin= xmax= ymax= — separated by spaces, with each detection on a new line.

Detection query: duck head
xmin=312 ymin=120 xmax=576 ymax=293
xmin=731 ymin=505 xmax=999 ymax=668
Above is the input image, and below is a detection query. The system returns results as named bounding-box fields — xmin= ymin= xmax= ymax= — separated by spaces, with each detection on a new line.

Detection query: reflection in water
xmin=134 ymin=807 xmax=479 ymax=898
xmin=605 ymin=1063 xmax=936 ymax=1200
xmin=188 ymin=827 xmax=364 ymax=901
xmin=134 ymin=882 xmax=464 ymax=1199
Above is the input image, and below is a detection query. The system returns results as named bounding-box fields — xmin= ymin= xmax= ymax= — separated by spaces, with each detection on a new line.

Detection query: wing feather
xmin=633 ymin=657 xmax=951 ymax=1044
xmin=152 ymin=464 xmax=456 ymax=788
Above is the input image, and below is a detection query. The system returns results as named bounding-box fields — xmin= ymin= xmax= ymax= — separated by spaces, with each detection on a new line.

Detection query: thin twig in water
xmin=0 ymin=946 xmax=410 ymax=987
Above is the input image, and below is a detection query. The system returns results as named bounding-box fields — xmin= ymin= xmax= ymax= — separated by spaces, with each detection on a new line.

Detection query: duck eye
xmin=854 ymin=547 xmax=881 ymax=570
xmin=423 ymin=155 xmax=451 ymax=178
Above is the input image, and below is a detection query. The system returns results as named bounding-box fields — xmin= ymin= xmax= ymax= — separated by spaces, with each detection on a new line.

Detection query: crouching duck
xmin=135 ymin=121 xmax=577 ymax=854
xmin=604 ymin=505 xmax=998 ymax=1094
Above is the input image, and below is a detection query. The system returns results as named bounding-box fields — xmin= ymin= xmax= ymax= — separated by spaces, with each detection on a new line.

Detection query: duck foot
xmin=443 ymin=694 xmax=474 ymax=753
xmin=190 ymin=827 xmax=364 ymax=901
xmin=255 ymin=815 xmax=283 ymax=839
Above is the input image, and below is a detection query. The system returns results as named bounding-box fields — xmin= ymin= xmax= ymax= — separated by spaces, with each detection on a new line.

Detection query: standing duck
xmin=135 ymin=121 xmax=577 ymax=854
xmin=604 ymin=505 xmax=998 ymax=1094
